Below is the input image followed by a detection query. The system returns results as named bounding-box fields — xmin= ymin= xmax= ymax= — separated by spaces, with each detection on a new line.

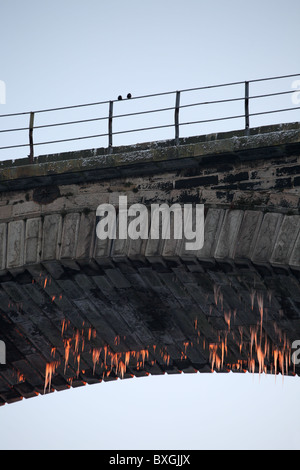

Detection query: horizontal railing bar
xmin=111 ymin=123 xmax=175 ymax=136
xmin=0 ymin=133 xmax=108 ymax=150
xmin=249 ymin=90 xmax=296 ymax=99
xmin=0 ymin=107 xmax=175 ymax=134
xmin=34 ymin=132 xmax=109 ymax=146
xmin=249 ymin=106 xmax=300 ymax=117
xmin=0 ymin=142 xmax=30 ymax=150
xmin=179 ymin=90 xmax=297 ymax=110
xmin=0 ymin=100 xmax=110 ymax=119
xmin=248 ymin=73 xmax=300 ymax=83
xmin=0 ymin=126 xmax=29 ymax=134
xmin=179 ymin=114 xmax=245 ymax=127
xmin=180 ymin=73 xmax=300 ymax=95
xmin=0 ymin=124 xmax=174 ymax=149
xmin=0 ymin=111 xmax=31 ymax=118
xmin=179 ymin=106 xmax=300 ymax=128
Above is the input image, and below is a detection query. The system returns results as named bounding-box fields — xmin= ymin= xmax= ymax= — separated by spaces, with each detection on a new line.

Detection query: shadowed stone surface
xmin=0 ymin=122 xmax=300 ymax=405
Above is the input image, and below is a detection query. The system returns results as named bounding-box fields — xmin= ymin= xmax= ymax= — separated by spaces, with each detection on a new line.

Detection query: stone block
xmin=252 ymin=213 xmax=283 ymax=265
xmin=105 ymin=268 xmax=132 ymax=289
xmin=0 ymin=223 xmax=7 ymax=271
xmin=271 ymin=215 xmax=300 ymax=267
xmin=175 ymin=175 xmax=218 ymax=189
xmin=24 ymin=217 xmax=42 ymax=265
xmin=93 ymin=235 xmax=112 ymax=263
xmin=41 ymin=214 xmax=62 ymax=261
xmin=289 ymin=230 xmax=300 ymax=269
xmin=6 ymin=220 xmax=25 ymax=268
xmin=60 ymin=212 xmax=80 ymax=260
xmin=197 ymin=208 xmax=225 ymax=261
xmin=75 ymin=211 xmax=96 ymax=260
xmin=214 ymin=210 xmax=244 ymax=260
xmin=234 ymin=211 xmax=263 ymax=261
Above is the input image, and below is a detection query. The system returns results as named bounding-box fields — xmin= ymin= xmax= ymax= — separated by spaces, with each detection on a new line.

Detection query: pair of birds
xmin=118 ymin=93 xmax=132 ymax=101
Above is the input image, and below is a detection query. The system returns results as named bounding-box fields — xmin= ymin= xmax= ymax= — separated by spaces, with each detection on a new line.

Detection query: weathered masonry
xmin=0 ymin=122 xmax=300 ymax=405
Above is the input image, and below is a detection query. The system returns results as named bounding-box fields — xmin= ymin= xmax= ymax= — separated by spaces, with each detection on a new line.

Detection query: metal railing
xmin=0 ymin=73 xmax=300 ymax=163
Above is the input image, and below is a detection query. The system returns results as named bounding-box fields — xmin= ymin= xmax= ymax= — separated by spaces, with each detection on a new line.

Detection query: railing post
xmin=108 ymin=100 xmax=113 ymax=153
xmin=245 ymin=81 xmax=250 ymax=136
xmin=175 ymin=91 xmax=180 ymax=145
xmin=29 ymin=112 xmax=34 ymax=163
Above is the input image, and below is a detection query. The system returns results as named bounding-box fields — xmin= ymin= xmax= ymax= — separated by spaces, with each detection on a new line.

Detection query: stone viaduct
xmin=0 ymin=121 xmax=300 ymax=405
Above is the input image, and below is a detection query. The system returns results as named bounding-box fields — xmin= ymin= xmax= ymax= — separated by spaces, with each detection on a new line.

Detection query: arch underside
xmin=0 ymin=207 xmax=300 ymax=405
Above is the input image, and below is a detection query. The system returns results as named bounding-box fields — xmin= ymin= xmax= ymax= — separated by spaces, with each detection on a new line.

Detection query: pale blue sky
xmin=0 ymin=0 xmax=300 ymax=450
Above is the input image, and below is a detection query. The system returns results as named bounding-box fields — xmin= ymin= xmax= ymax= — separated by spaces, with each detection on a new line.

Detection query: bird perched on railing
xmin=118 ymin=93 xmax=132 ymax=100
